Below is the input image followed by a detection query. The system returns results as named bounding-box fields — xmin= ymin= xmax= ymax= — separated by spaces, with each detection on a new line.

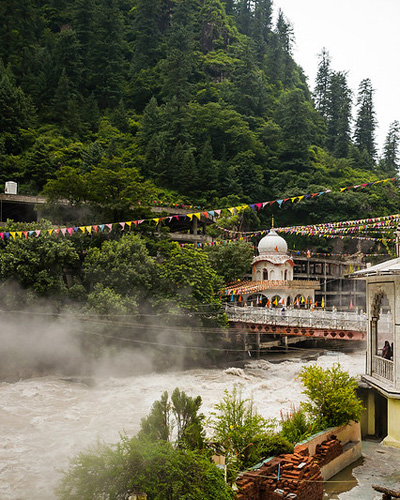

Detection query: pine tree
xmin=89 ymin=0 xmax=125 ymax=108
xmin=198 ymin=137 xmax=217 ymax=189
xmin=266 ymin=10 xmax=295 ymax=87
xmin=314 ymin=48 xmax=331 ymax=118
xmin=236 ymin=0 xmax=252 ymax=35
xmin=250 ymin=0 xmax=273 ymax=62
xmin=131 ymin=0 xmax=167 ymax=71
xmin=326 ymin=71 xmax=352 ymax=158
xmin=0 ymin=62 xmax=34 ymax=137
xmin=381 ymin=120 xmax=400 ymax=175
xmin=180 ymin=148 xmax=199 ymax=194
xmin=354 ymin=78 xmax=377 ymax=161
xmin=54 ymin=27 xmax=83 ymax=94
xmin=71 ymin=0 xmax=95 ymax=93
xmin=161 ymin=0 xmax=198 ymax=105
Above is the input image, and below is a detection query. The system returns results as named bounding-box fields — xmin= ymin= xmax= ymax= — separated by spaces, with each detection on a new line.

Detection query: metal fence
xmin=225 ymin=305 xmax=369 ymax=332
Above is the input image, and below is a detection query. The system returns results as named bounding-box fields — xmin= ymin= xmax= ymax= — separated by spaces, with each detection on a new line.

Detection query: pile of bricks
xmin=313 ymin=435 xmax=343 ymax=467
xmin=236 ymin=452 xmax=324 ymax=500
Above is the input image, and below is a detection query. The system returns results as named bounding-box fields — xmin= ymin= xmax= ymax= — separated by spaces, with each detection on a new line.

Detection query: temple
xmin=225 ymin=229 xmax=320 ymax=307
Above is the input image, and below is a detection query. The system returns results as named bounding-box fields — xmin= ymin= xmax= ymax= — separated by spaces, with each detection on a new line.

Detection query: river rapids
xmin=0 ymin=349 xmax=365 ymax=499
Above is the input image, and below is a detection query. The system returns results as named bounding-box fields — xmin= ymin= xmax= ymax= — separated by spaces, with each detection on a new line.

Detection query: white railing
xmin=225 ymin=305 xmax=368 ymax=332
xmin=372 ymin=355 xmax=394 ymax=383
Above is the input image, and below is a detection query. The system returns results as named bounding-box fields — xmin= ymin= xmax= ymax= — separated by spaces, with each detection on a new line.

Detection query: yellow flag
xmin=79 ymin=226 xmax=86 ymax=233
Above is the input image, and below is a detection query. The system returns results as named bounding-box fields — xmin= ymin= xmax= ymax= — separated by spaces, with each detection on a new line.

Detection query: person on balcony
xmin=382 ymin=340 xmax=392 ymax=360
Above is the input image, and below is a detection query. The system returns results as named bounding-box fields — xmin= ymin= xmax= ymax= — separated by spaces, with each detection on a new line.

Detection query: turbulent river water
xmin=0 ymin=348 xmax=365 ymax=499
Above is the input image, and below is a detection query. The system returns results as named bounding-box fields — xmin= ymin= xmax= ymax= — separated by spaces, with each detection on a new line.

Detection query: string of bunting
xmin=217 ymin=212 xmax=400 ymax=243
xmin=0 ymin=176 xmax=397 ymax=241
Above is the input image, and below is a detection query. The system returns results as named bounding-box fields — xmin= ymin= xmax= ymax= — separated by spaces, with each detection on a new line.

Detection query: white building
xmin=225 ymin=229 xmax=319 ymax=307
xmin=352 ymin=257 xmax=400 ymax=447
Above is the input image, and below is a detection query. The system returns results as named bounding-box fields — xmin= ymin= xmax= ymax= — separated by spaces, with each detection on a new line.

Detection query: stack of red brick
xmin=313 ymin=435 xmax=343 ymax=467
xmin=236 ymin=450 xmax=324 ymax=500
xmin=236 ymin=435 xmax=346 ymax=499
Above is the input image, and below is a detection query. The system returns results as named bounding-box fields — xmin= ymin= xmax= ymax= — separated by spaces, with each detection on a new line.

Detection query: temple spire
xmin=271 ymin=216 xmax=275 ymax=229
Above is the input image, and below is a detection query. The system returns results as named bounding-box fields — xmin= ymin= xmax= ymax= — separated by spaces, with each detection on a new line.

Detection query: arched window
xmin=270 ymin=270 xmax=275 ymax=280
xmin=294 ymin=294 xmax=306 ymax=308
xmin=263 ymin=269 xmax=268 ymax=280
xmin=284 ymin=270 xmax=288 ymax=280
xmin=271 ymin=295 xmax=281 ymax=308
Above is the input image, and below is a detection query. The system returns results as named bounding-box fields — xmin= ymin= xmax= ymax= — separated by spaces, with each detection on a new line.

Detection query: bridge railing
xmin=225 ymin=305 xmax=369 ymax=332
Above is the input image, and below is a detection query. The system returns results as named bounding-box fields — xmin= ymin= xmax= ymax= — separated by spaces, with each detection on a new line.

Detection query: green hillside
xmin=1 ymin=0 xmax=399 ymax=230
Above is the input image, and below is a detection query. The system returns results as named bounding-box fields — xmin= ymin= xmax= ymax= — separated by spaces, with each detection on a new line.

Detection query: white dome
xmin=258 ymin=229 xmax=288 ymax=254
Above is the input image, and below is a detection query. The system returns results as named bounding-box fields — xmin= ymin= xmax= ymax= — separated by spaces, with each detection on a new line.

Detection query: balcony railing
xmin=372 ymin=355 xmax=394 ymax=383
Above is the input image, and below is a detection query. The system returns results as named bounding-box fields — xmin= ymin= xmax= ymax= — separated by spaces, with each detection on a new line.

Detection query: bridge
xmin=225 ymin=305 xmax=379 ymax=356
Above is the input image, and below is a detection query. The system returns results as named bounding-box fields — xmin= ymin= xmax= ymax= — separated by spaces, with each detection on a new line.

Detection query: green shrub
xmin=298 ymin=363 xmax=364 ymax=429
xmin=56 ymin=437 xmax=234 ymax=500
xmin=280 ymin=405 xmax=317 ymax=444
xmin=210 ymin=388 xmax=279 ymax=478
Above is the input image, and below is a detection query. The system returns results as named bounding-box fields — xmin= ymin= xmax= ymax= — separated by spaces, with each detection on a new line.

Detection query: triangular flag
xmin=79 ymin=226 xmax=86 ymax=233
xmin=86 ymin=226 xmax=92 ymax=233
xmin=67 ymin=228 xmax=73 ymax=236
xmin=106 ymin=224 xmax=113 ymax=231
xmin=273 ymin=297 xmax=278 ymax=306
xmin=350 ymin=299 xmax=353 ymax=310
xmin=61 ymin=228 xmax=67 ymax=236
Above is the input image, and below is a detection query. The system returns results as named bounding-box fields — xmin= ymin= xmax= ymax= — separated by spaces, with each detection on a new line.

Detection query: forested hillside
xmin=1 ymin=0 xmax=399 ymax=229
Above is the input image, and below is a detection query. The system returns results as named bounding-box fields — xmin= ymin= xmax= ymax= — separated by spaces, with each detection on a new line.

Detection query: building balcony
xmin=372 ymin=355 xmax=394 ymax=384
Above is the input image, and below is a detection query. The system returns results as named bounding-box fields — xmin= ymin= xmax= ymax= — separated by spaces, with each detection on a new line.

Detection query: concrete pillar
xmin=383 ymin=398 xmax=400 ymax=448
xmin=367 ymin=391 xmax=375 ymax=436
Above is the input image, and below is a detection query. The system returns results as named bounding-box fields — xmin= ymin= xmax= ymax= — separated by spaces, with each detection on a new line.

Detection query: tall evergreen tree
xmin=89 ymin=0 xmax=125 ymax=108
xmin=198 ymin=136 xmax=217 ymax=190
xmin=354 ymin=78 xmax=377 ymax=161
xmin=161 ymin=0 xmax=198 ymax=105
xmin=251 ymin=0 xmax=273 ymax=61
xmin=326 ymin=70 xmax=352 ymax=158
xmin=314 ymin=48 xmax=331 ymax=119
xmin=381 ymin=120 xmax=400 ymax=175
xmin=236 ymin=0 xmax=252 ymax=36
xmin=71 ymin=0 xmax=95 ymax=93
xmin=131 ymin=0 xmax=168 ymax=71
xmin=267 ymin=10 xmax=295 ymax=87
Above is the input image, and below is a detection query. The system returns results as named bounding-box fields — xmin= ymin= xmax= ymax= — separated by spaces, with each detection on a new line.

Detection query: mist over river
xmin=0 ymin=349 xmax=365 ymax=499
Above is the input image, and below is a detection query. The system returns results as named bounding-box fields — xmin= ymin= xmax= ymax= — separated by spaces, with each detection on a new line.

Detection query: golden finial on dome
xmin=271 ymin=216 xmax=274 ymax=229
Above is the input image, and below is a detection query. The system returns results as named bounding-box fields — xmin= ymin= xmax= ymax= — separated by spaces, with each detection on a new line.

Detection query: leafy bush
xmin=210 ymin=388 xmax=279 ymax=477
xmin=280 ymin=404 xmax=318 ymax=444
xmin=56 ymin=437 xmax=234 ymax=500
xmin=139 ymin=388 xmax=205 ymax=450
xmin=298 ymin=363 xmax=364 ymax=429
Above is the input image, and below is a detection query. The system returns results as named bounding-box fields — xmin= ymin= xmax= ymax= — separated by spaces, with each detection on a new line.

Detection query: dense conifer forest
xmin=1 ymin=0 xmax=399 ymax=228
xmin=1 ymin=0 xmax=399 ymax=326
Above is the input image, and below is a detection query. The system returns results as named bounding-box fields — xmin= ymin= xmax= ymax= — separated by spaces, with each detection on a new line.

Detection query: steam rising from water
xmin=0 ymin=310 xmax=366 ymax=499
